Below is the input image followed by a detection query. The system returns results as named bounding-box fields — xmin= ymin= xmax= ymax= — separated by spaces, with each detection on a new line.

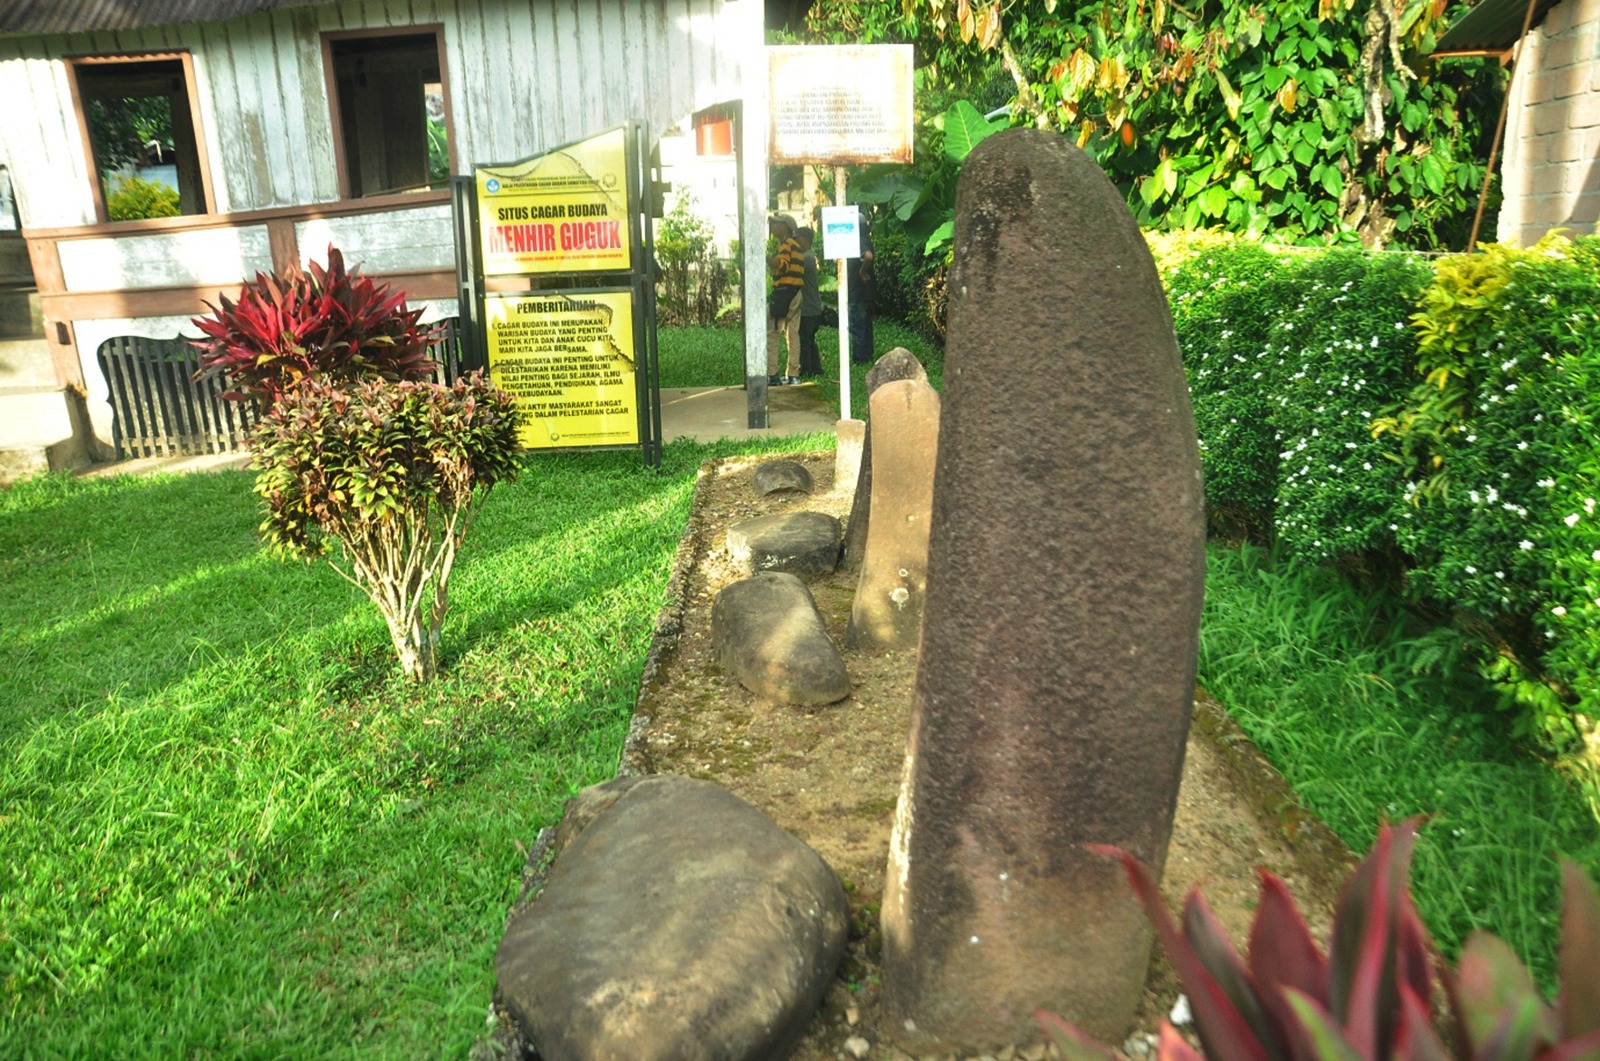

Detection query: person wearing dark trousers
xmin=846 ymin=219 xmax=874 ymax=365
xmin=766 ymin=215 xmax=805 ymax=386
xmin=795 ymin=227 xmax=823 ymax=380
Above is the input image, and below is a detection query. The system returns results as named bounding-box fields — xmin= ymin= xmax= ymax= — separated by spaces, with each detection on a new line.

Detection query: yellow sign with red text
xmin=485 ymin=290 xmax=639 ymax=449
xmin=476 ymin=128 xmax=631 ymax=276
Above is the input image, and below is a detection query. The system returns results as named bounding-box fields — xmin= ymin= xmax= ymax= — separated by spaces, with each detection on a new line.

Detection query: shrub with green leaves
xmin=1386 ymin=236 xmax=1600 ymax=751
xmin=250 ymin=373 xmax=522 ymax=682
xmin=193 ymin=246 xmax=437 ymax=406
xmin=1269 ymin=249 xmax=1429 ymax=569
xmin=106 ymin=174 xmax=180 ymax=221
xmin=655 ymin=195 xmax=732 ymax=327
xmin=1160 ymin=236 xmax=1296 ymax=539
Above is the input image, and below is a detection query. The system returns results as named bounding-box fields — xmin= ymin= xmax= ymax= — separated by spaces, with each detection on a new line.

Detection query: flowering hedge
xmin=1157 ymin=232 xmax=1600 ymax=761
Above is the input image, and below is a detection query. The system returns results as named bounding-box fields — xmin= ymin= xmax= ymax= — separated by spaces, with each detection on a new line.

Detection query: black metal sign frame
xmin=451 ymin=122 xmax=661 ymax=467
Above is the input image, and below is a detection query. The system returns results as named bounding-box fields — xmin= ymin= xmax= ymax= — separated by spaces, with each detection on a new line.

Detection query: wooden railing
xmin=96 ymin=319 xmax=467 ymax=460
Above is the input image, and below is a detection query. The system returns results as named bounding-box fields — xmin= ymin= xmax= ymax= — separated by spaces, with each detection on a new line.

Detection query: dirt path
xmin=624 ymin=451 xmax=1355 ymax=1060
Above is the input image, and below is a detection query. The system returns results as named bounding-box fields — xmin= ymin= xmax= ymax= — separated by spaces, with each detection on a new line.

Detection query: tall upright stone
xmin=841 ymin=348 xmax=929 ymax=572
xmin=846 ymin=378 xmax=940 ymax=651
xmin=880 ymin=129 xmax=1205 ymax=1051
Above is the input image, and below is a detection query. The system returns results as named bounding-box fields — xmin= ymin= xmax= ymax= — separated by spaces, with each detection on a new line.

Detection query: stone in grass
xmin=752 ymin=458 xmax=815 ymax=496
xmin=495 ymin=774 xmax=850 ymax=1061
xmin=726 ymin=510 xmax=841 ymax=581
xmin=712 ymin=572 xmax=851 ymax=705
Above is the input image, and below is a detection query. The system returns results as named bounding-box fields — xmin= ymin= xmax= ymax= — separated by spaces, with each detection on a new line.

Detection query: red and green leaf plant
xmin=1039 ymin=818 xmax=1600 ymax=1060
xmin=192 ymin=245 xmax=437 ymax=406
xmin=250 ymin=373 xmax=522 ymax=682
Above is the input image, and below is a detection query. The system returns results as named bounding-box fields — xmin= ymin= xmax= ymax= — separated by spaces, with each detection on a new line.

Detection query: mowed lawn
xmin=0 ymin=433 xmax=826 ymax=1057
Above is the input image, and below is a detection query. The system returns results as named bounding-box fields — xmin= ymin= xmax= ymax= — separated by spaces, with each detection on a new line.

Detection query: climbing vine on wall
xmin=806 ymin=0 xmax=1504 ymax=250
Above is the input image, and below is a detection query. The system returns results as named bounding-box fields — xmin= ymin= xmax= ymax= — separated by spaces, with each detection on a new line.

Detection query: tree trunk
xmin=386 ymin=608 xmax=437 ymax=682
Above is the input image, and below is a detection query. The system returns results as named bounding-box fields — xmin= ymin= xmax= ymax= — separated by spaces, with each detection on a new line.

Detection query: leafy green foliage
xmin=1160 ymin=235 xmax=1295 ymax=538
xmin=1164 ymin=234 xmax=1600 ymax=802
xmin=250 ymin=374 xmax=522 ymax=680
xmin=654 ymin=194 xmax=734 ymax=326
xmin=87 ymin=94 xmax=174 ymax=172
xmin=1042 ymin=820 xmax=1600 ymax=1059
xmin=853 ymin=98 xmax=1007 ymax=258
xmin=1381 ymin=237 xmax=1600 ymax=761
xmin=105 ymin=173 xmax=180 ymax=221
xmin=808 ymin=0 xmax=1501 ymax=250
xmin=1268 ymin=250 xmax=1430 ymax=567
xmin=192 ymin=246 xmax=437 ymax=406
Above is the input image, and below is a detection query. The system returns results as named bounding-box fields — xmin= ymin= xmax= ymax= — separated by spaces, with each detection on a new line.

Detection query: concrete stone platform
xmin=660 ymin=382 xmax=836 ymax=443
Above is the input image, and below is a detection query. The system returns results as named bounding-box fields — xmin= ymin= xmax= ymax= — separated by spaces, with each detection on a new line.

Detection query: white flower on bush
xmin=1521 ymin=540 xmax=1535 ymax=550
xmin=1554 ymin=606 xmax=1568 ymax=616
xmin=1568 ymin=513 xmax=1582 ymax=527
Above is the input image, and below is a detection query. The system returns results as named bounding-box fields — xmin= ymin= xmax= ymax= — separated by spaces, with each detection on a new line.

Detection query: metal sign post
xmin=821 ymin=196 xmax=861 ymax=420
xmin=767 ymin=45 xmax=913 ymax=425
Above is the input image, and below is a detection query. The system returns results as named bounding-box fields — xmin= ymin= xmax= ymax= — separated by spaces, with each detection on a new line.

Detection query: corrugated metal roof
xmin=0 ymin=0 xmax=338 ymax=36
xmin=1433 ymin=0 xmax=1561 ymax=54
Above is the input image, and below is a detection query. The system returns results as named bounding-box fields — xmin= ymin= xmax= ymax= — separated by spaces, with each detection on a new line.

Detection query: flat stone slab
xmin=495 ymin=774 xmax=850 ymax=1061
xmin=752 ymin=459 xmax=814 ymax=496
xmin=712 ymin=572 xmax=851 ymax=705
xmin=727 ymin=510 xmax=841 ymax=581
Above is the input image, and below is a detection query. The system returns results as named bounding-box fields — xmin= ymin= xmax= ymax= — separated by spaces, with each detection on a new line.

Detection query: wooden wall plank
xmin=296 ymin=203 xmax=454 ymax=270
xmin=58 ymin=226 xmax=275 ymax=290
xmin=289 ymin=6 xmax=342 ymax=203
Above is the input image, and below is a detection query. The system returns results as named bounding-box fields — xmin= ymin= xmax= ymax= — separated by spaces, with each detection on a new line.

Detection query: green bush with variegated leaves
xmin=1388 ymin=235 xmax=1600 ymax=754
xmin=1156 ymin=232 xmax=1600 ymax=794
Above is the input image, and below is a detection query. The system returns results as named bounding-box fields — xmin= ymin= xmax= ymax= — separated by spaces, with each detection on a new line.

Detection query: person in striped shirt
xmin=766 ymin=215 xmax=805 ymax=386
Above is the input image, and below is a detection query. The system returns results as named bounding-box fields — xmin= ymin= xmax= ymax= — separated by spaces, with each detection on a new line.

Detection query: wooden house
xmin=0 ymin=0 xmax=771 ymax=464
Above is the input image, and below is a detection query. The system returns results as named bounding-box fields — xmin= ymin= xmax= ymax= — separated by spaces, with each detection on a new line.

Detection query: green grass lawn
xmin=0 ymin=435 xmax=830 ymax=1057
xmin=5 ymin=321 xmax=1597 ymax=1053
xmin=1198 ymin=544 xmax=1600 ymax=988
xmin=656 ymin=318 xmax=942 ymax=421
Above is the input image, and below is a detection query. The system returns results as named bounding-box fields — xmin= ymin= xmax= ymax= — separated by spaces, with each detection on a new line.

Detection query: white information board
xmin=767 ymin=45 xmax=915 ymax=165
xmin=821 ymin=206 xmax=861 ymax=260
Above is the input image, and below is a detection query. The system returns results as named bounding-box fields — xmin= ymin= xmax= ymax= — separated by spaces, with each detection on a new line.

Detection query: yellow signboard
xmin=476 ymin=127 xmax=632 ymax=276
xmin=485 ymin=290 xmax=639 ymax=449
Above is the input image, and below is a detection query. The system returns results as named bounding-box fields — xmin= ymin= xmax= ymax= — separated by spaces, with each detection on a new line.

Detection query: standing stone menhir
xmin=841 ymin=347 xmax=929 ymax=573
xmin=879 ymin=129 xmax=1206 ymax=1051
xmin=846 ymin=377 xmax=940 ymax=651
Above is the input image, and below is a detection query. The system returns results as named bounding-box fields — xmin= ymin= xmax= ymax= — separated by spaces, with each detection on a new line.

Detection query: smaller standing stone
xmin=727 ymin=510 xmax=841 ymax=581
xmin=752 ymin=459 xmax=815 ymax=496
xmin=712 ymin=572 xmax=851 ymax=704
xmin=847 ymin=379 xmax=940 ymax=651
xmin=842 ymin=348 xmax=929 ymax=572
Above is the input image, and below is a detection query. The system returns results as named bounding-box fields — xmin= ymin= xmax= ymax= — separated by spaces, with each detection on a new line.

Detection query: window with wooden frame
xmin=324 ymin=29 xmax=454 ymax=200
xmin=67 ymin=53 xmax=214 ymax=223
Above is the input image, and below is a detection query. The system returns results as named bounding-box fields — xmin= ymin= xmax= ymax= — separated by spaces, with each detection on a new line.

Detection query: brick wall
xmin=1499 ymin=0 xmax=1600 ymax=245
